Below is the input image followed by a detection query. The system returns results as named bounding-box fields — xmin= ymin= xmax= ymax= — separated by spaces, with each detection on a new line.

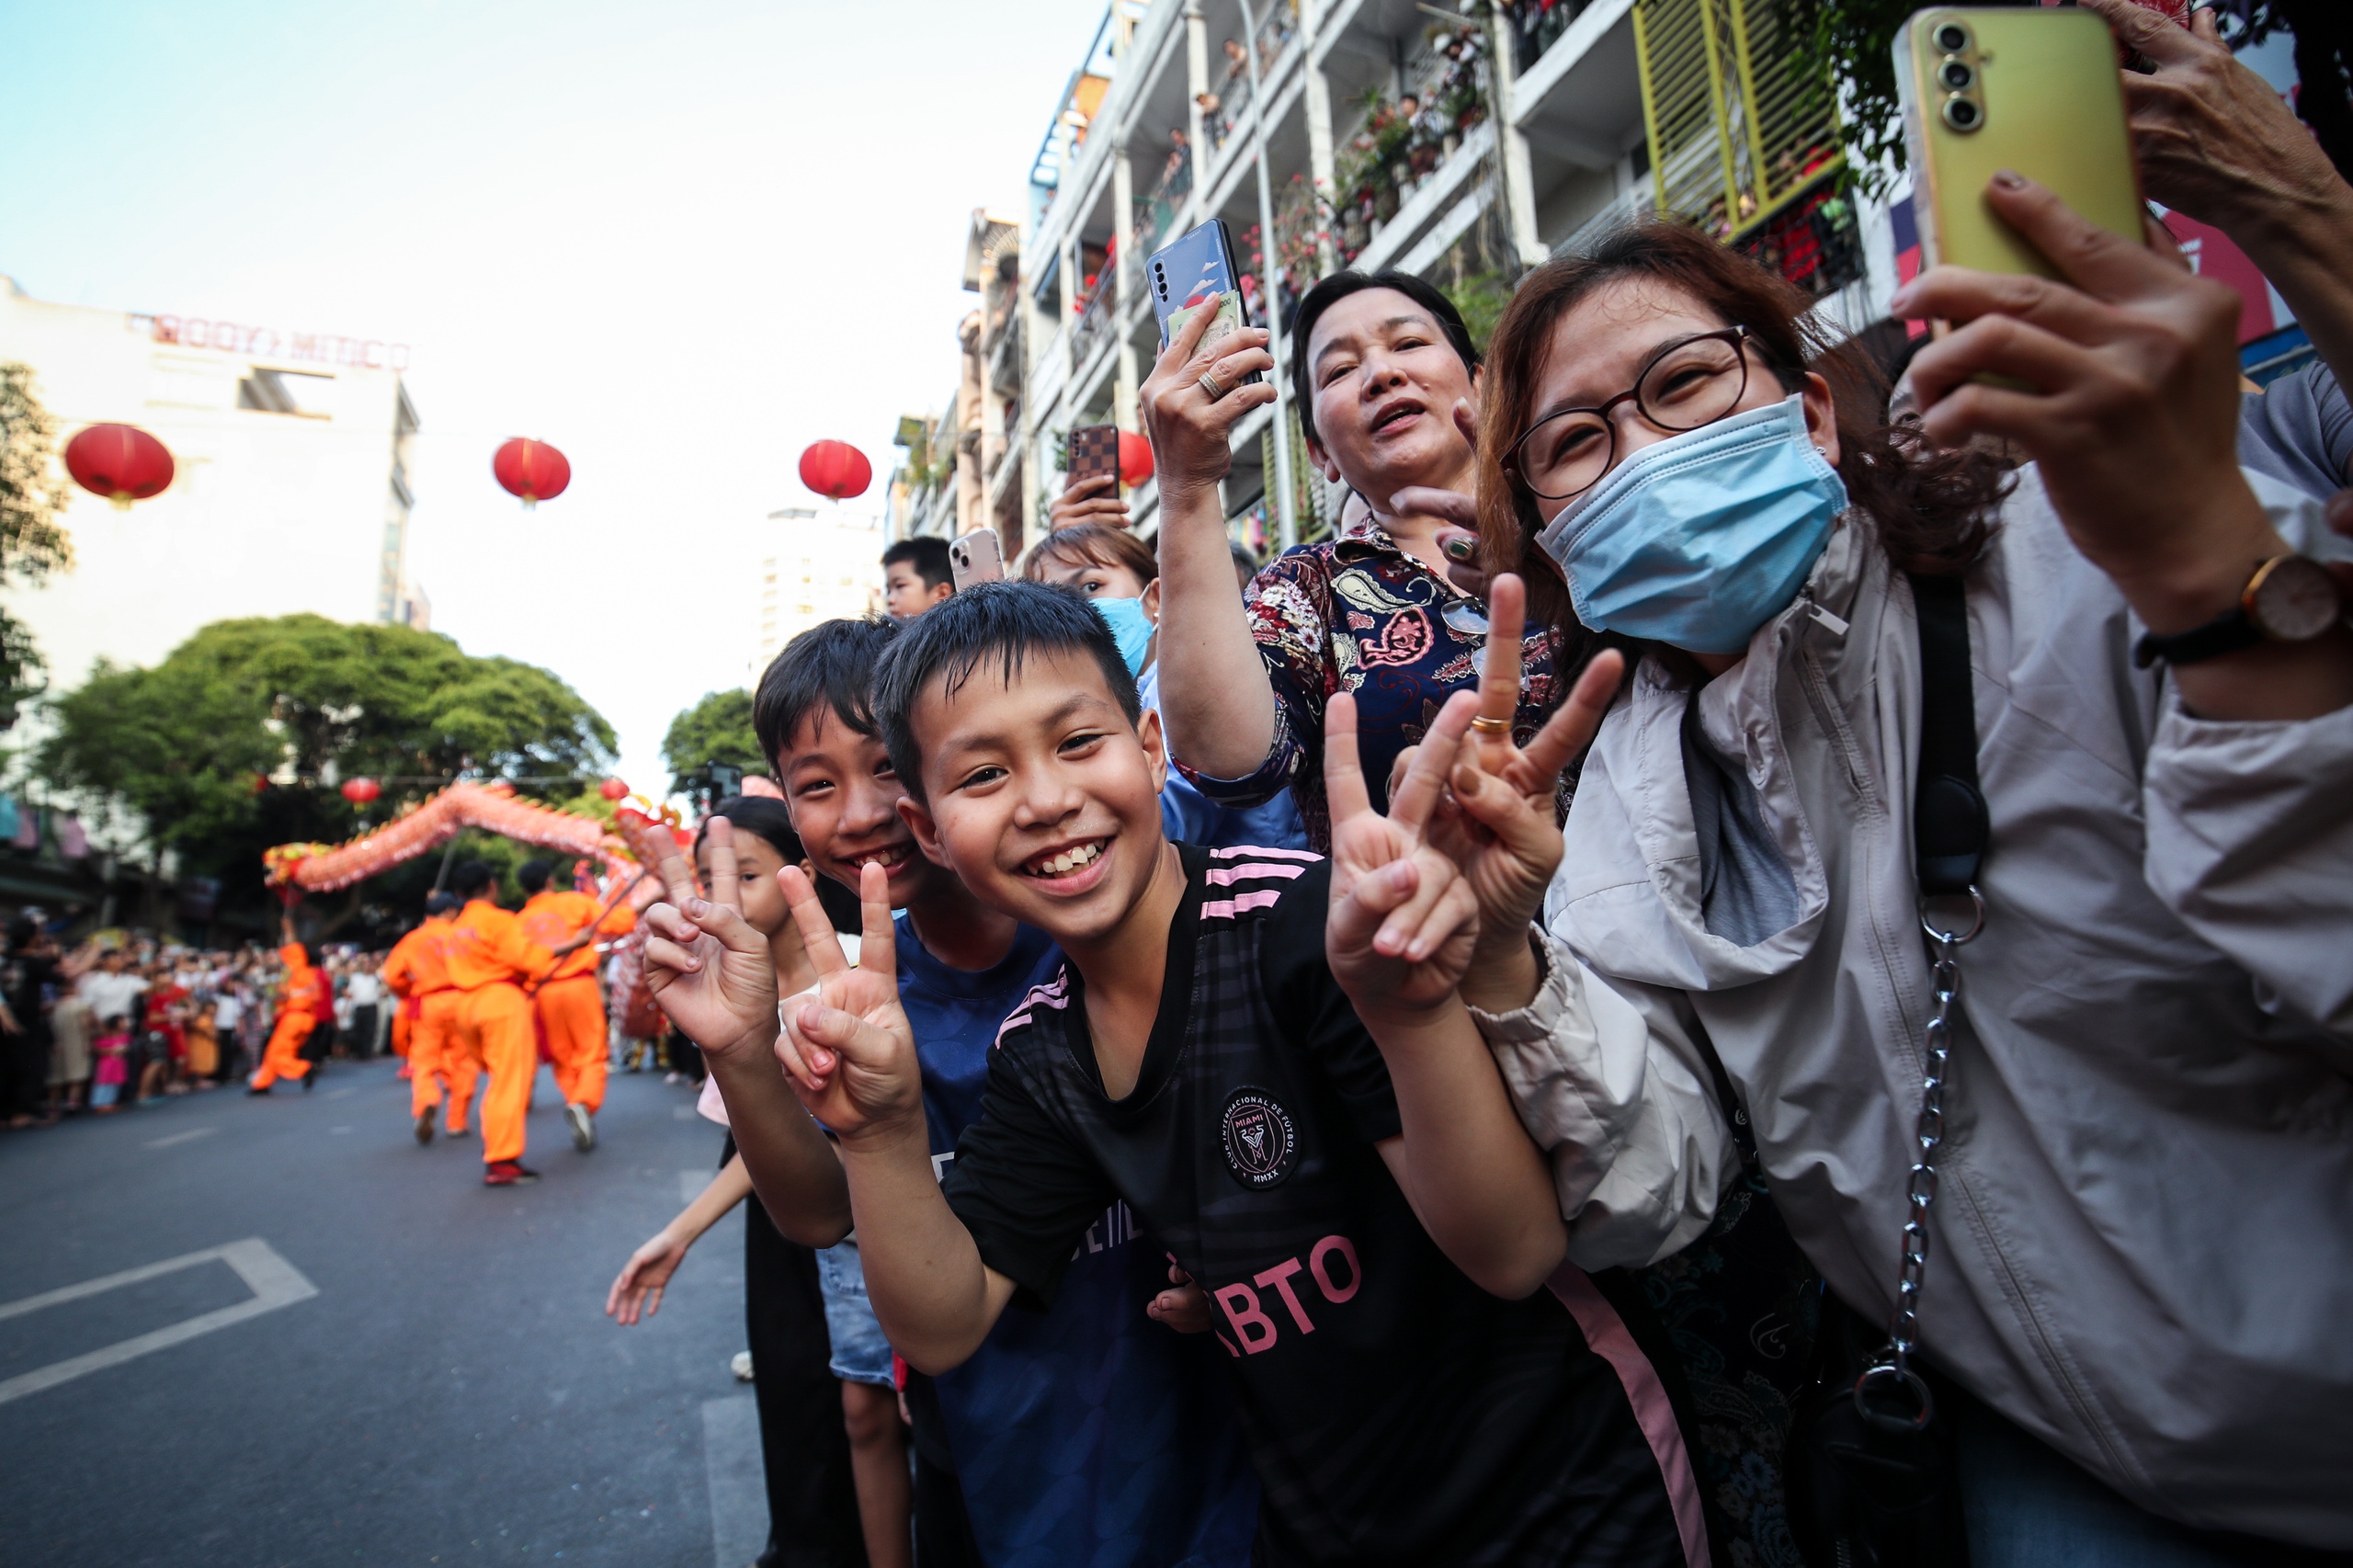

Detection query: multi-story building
xmin=0 ymin=274 xmax=426 ymax=690
xmin=893 ymin=0 xmax=2315 ymax=563
xmin=751 ymin=506 xmax=886 ymax=680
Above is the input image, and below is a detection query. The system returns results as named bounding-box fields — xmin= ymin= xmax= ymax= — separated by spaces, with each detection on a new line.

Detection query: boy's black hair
xmin=753 ymin=617 xmax=899 ymax=774
xmin=881 ymin=535 xmax=953 ymax=592
xmin=425 ymin=892 xmax=460 ymax=917
xmin=1290 ymin=268 xmax=1480 ymax=448
xmin=449 ymin=858 xmax=496 ymax=898
xmin=871 ymin=580 xmax=1141 ymax=803
xmin=516 ymin=859 xmax=552 ymax=894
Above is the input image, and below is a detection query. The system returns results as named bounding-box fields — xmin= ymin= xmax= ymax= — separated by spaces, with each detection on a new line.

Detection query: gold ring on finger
xmin=1198 ymin=369 xmax=1228 ymax=402
xmin=1470 ymin=715 xmax=1513 ymax=736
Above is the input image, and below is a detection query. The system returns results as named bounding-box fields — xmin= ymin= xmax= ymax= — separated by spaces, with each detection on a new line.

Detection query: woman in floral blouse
xmin=1146 ymin=268 xmax=1564 ymax=849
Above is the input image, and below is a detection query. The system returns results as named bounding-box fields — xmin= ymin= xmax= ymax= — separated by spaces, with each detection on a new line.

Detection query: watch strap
xmin=2132 ymin=605 xmax=2264 ymax=669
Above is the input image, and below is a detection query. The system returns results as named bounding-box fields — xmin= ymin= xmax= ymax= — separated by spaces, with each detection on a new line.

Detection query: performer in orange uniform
xmin=444 ymin=859 xmax=592 ymax=1186
xmin=381 ymin=892 xmax=472 ymax=1144
xmin=248 ymin=919 xmax=329 ymax=1094
xmin=516 ymin=860 xmax=633 ymax=1153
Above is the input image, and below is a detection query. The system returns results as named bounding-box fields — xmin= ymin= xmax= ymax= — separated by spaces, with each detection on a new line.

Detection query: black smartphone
xmin=1145 ymin=220 xmax=1264 ymax=383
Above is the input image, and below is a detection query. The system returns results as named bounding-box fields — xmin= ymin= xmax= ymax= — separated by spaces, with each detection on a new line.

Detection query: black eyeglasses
xmin=1505 ymin=326 xmax=1756 ymax=501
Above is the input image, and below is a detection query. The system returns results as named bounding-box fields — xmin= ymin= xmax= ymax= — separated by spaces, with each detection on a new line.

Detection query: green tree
xmin=661 ymin=687 xmax=766 ymax=794
xmin=30 ymin=614 xmax=616 ymax=925
xmin=0 ymin=362 xmax=75 ymax=723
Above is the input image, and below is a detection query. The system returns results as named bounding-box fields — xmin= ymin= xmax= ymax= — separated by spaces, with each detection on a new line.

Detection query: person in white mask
xmin=1410 ymin=186 xmax=2353 ymax=1564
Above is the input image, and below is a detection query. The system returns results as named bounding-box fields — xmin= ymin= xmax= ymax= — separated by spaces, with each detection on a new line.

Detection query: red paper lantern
xmin=340 ymin=777 xmax=381 ymax=804
xmin=598 ymin=777 xmax=630 ymax=801
xmin=1118 ymin=431 xmax=1154 ymax=488
xmin=65 ymin=423 xmax=175 ymax=509
xmin=799 ymin=439 xmax=871 ymax=501
xmin=493 ymin=437 xmax=571 ymax=506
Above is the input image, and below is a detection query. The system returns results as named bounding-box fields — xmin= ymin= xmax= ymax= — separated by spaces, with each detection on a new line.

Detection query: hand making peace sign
xmin=1430 ymin=574 xmax=1624 ymax=965
xmin=640 ymin=817 xmax=785 ymax=1062
xmin=1324 ymin=686 xmax=1483 ymax=1016
xmin=772 ymin=862 xmax=924 ymax=1147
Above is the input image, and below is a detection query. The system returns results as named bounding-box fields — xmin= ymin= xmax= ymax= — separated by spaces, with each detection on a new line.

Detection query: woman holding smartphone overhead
xmin=1410 ymin=170 xmax=2353 ymax=1562
xmin=1144 ymin=268 xmax=1563 ymax=852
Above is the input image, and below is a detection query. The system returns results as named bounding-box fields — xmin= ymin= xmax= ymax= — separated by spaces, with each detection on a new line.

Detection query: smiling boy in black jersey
xmin=654 ymin=582 xmax=1695 ymax=1567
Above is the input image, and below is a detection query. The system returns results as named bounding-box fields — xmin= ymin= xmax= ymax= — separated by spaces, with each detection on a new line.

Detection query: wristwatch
xmin=2131 ymin=554 xmax=2346 ymax=668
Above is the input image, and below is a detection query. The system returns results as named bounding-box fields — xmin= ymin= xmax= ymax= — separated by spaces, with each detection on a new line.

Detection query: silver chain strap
xmin=1854 ymin=889 xmax=1984 ymax=1433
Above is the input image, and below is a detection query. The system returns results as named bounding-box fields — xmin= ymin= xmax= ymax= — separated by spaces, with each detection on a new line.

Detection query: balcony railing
xmin=1200 ymin=1 xmax=1301 ymax=158
xmin=1070 ymin=267 xmax=1119 ymax=371
xmin=1502 ymin=0 xmax=1603 ymax=73
xmin=1330 ymin=18 xmax=1492 ymax=266
xmin=1132 ymin=139 xmax=1194 ymax=253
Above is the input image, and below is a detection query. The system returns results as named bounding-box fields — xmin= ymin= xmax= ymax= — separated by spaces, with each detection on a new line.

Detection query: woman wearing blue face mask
xmin=1020 ymin=523 xmax=1308 ymax=852
xmin=1407 ymin=187 xmax=2353 ymax=1566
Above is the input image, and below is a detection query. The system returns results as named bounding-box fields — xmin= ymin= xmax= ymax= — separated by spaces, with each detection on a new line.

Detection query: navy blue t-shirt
xmin=896 ymin=914 xmax=1260 ymax=1568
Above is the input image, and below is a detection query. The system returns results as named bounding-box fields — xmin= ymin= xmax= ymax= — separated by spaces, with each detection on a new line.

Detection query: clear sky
xmin=0 ymin=0 xmax=1103 ymax=798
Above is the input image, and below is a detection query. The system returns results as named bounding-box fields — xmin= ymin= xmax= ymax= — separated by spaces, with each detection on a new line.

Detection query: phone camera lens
xmin=1941 ymin=96 xmax=1983 ymax=131
xmin=1932 ymin=21 xmax=1970 ymax=52
xmin=1937 ymin=59 xmax=1973 ymax=91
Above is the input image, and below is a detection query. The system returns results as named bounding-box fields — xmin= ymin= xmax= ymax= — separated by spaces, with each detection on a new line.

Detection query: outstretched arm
xmin=1324 ymin=687 xmax=1567 ymax=1299
xmin=1143 ymin=281 xmax=1285 ymax=781
xmin=607 ymin=1154 xmax=756 ymax=1325
xmin=772 ymin=865 xmax=1017 ymax=1371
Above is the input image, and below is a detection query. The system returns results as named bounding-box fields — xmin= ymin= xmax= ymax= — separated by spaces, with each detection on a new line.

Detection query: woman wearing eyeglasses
xmin=1422 ymin=180 xmax=2353 ymax=1563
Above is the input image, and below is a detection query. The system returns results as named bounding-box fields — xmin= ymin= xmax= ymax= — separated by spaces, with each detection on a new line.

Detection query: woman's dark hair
xmin=1021 ymin=522 xmax=1158 ymax=586
xmin=872 ymin=580 xmax=1139 ymax=803
xmin=1474 ymin=221 xmax=2010 ymax=652
xmin=449 ymin=858 xmax=496 ymax=898
xmin=1290 ymin=269 xmax=1480 ymax=446
xmin=753 ymin=617 xmax=899 ymax=774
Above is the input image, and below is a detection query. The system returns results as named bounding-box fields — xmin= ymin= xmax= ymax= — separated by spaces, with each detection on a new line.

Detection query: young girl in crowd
xmin=88 ymin=1014 xmax=131 ymax=1112
xmin=609 ymin=796 xmax=889 ymax=1568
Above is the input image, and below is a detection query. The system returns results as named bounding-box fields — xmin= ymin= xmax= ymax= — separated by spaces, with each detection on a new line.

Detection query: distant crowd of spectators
xmin=0 ymin=919 xmax=390 ymax=1124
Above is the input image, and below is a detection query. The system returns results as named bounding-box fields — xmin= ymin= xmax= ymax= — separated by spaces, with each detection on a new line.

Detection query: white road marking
xmin=0 ymin=1238 xmax=320 ymax=1405
xmin=679 ymin=1170 xmax=709 ymax=1204
xmin=701 ymin=1394 xmax=766 ymax=1568
xmin=143 ymin=1127 xmax=217 ymax=1149
xmin=672 ymin=1104 xmax=698 ymax=1120
xmin=324 ymin=1086 xmax=357 ymax=1100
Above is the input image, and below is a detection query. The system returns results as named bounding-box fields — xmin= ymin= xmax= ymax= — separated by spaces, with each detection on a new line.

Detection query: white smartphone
xmin=949 ymin=529 xmax=1005 ymax=590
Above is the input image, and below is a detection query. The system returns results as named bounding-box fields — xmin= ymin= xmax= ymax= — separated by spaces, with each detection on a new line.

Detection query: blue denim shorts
xmin=815 ymin=1237 xmax=894 ymax=1387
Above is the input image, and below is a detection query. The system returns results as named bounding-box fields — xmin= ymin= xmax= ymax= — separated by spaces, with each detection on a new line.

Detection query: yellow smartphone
xmin=1896 ymin=6 xmax=2147 ymax=278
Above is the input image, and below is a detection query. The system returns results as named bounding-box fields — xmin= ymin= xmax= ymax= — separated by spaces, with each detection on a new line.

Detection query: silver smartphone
xmin=949 ymin=529 xmax=1006 ymax=590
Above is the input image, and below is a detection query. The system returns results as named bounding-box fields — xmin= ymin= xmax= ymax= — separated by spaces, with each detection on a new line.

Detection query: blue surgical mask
xmin=1092 ymin=595 xmax=1156 ymax=676
xmin=1534 ymin=393 xmax=1845 ymax=655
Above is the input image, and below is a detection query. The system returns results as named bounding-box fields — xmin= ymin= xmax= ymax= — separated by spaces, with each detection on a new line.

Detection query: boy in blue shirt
xmin=648 ymin=616 xmax=1256 ymax=1568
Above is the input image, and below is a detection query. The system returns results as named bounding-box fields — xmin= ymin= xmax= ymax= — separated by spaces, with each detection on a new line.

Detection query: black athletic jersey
xmin=940 ymin=845 xmax=1688 ymax=1568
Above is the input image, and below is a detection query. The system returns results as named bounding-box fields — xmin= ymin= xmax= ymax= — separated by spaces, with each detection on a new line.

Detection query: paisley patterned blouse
xmin=1182 ymin=523 xmax=1561 ymax=851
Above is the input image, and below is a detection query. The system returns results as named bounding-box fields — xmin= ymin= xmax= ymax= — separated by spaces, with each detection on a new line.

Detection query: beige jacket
xmin=1474 ymin=466 xmax=2353 ymax=1547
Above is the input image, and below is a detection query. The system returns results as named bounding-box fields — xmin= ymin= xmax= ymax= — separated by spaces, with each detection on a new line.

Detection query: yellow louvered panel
xmin=1633 ymin=0 xmax=1842 ymax=242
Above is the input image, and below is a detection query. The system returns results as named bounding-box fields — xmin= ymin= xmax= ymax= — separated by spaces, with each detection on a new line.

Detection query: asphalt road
xmin=0 ymin=1056 xmax=772 ymax=1568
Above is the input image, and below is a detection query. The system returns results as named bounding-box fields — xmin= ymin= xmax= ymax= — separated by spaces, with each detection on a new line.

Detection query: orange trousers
xmin=460 ymin=983 xmax=537 ymax=1165
xmin=408 ymin=991 xmax=475 ymax=1131
xmin=248 ymin=1010 xmax=317 ymax=1088
xmin=390 ymin=1005 xmax=413 ymax=1059
xmin=534 ymin=975 xmax=608 ymax=1115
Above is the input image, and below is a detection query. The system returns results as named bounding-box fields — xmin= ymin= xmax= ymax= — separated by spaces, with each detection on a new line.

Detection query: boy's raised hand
xmin=774 ymin=863 xmax=925 ymax=1145
xmin=642 ymin=818 xmax=782 ymax=1059
xmin=1324 ymin=688 xmax=1482 ymax=1015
